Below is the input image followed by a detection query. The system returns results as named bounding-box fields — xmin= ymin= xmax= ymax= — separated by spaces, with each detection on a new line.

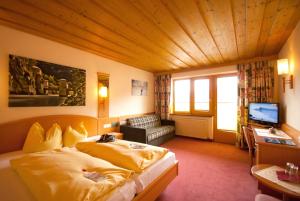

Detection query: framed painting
xmin=131 ymin=79 xmax=148 ymax=96
xmin=9 ymin=55 xmax=86 ymax=107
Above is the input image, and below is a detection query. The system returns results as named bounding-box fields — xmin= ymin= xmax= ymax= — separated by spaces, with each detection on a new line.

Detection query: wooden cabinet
xmin=252 ymin=127 xmax=300 ymax=166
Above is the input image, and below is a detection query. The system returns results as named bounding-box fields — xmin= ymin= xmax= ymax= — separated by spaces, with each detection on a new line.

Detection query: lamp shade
xmin=99 ymin=86 xmax=108 ymax=97
xmin=277 ymin=59 xmax=289 ymax=75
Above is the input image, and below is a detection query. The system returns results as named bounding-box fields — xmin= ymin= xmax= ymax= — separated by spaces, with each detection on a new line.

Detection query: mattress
xmin=0 ymin=150 xmax=136 ymax=201
xmin=133 ymin=151 xmax=177 ymax=193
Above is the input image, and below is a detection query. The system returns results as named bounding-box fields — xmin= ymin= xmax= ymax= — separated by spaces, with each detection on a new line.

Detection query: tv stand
xmin=248 ymin=122 xmax=273 ymax=129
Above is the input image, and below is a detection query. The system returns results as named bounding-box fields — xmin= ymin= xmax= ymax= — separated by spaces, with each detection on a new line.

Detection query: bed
xmin=0 ymin=150 xmax=137 ymax=201
xmin=0 ymin=115 xmax=178 ymax=201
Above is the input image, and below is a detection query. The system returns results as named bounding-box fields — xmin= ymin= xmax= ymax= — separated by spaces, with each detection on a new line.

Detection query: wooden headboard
xmin=0 ymin=115 xmax=98 ymax=154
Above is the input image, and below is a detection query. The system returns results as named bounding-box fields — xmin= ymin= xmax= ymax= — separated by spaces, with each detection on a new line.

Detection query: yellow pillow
xmin=63 ymin=122 xmax=88 ymax=147
xmin=23 ymin=122 xmax=63 ymax=153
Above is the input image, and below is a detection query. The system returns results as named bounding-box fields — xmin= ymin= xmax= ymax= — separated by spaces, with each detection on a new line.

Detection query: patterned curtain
xmin=237 ymin=60 xmax=275 ymax=148
xmin=154 ymin=74 xmax=171 ymax=120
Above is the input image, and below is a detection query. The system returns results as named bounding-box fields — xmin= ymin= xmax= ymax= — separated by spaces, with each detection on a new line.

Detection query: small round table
xmin=251 ymin=164 xmax=300 ymax=201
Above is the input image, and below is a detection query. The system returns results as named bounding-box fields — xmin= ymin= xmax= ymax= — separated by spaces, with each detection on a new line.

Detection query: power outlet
xmin=111 ymin=122 xmax=119 ymax=127
xmin=103 ymin=123 xmax=111 ymax=128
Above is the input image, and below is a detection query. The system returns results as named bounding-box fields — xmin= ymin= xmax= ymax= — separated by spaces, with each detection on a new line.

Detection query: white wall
xmin=0 ymin=25 xmax=154 ymax=123
xmin=278 ymin=21 xmax=300 ymax=130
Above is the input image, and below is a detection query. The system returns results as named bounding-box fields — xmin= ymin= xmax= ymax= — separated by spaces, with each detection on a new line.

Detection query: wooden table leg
xmin=283 ymin=193 xmax=289 ymax=201
xmin=258 ymin=182 xmax=284 ymax=200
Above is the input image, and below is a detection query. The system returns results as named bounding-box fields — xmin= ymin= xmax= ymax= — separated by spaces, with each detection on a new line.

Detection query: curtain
xmin=237 ymin=60 xmax=275 ymax=148
xmin=154 ymin=74 xmax=171 ymax=120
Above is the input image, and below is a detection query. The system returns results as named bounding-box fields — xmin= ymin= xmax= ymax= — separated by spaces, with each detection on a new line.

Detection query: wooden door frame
xmin=213 ymin=73 xmax=238 ymax=144
xmin=171 ymin=73 xmax=238 ymax=144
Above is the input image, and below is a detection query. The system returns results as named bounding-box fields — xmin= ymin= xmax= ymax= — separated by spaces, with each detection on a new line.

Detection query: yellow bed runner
xmin=10 ymin=148 xmax=133 ymax=201
xmin=76 ymin=140 xmax=168 ymax=173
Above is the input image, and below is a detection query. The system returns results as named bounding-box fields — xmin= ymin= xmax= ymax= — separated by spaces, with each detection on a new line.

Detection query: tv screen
xmin=248 ymin=103 xmax=279 ymax=124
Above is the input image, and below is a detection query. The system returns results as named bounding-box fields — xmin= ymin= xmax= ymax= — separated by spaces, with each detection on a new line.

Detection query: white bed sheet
xmin=134 ymin=151 xmax=176 ymax=193
xmin=82 ymin=137 xmax=177 ymax=194
xmin=0 ymin=150 xmax=136 ymax=201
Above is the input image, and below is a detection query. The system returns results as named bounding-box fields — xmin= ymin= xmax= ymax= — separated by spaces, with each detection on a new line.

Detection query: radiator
xmin=171 ymin=115 xmax=213 ymax=139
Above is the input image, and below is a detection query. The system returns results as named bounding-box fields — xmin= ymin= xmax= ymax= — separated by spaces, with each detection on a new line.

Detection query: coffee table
xmin=251 ymin=164 xmax=300 ymax=201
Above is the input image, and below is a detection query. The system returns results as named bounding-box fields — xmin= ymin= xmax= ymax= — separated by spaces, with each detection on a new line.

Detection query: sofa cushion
xmin=128 ymin=115 xmax=161 ymax=129
xmin=147 ymin=126 xmax=175 ymax=142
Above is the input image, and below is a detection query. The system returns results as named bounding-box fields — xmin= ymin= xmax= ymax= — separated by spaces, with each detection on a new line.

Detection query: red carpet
xmin=157 ymin=137 xmax=258 ymax=201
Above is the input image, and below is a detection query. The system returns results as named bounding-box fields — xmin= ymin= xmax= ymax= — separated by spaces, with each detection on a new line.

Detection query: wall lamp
xmin=277 ymin=59 xmax=293 ymax=93
xmin=99 ymin=86 xmax=108 ymax=98
xmin=98 ymin=72 xmax=109 ymax=118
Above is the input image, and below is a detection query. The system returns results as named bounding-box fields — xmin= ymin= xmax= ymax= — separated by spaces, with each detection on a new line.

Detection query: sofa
xmin=120 ymin=114 xmax=175 ymax=146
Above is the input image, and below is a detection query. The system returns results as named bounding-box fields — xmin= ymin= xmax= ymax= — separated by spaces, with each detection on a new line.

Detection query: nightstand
xmin=108 ymin=132 xmax=123 ymax=140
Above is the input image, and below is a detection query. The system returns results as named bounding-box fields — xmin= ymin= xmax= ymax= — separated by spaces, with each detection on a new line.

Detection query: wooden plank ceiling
xmin=0 ymin=0 xmax=299 ymax=72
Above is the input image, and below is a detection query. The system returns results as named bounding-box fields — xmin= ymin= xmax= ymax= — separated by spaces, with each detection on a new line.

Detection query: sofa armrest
xmin=161 ymin=119 xmax=175 ymax=126
xmin=120 ymin=125 xmax=147 ymax=143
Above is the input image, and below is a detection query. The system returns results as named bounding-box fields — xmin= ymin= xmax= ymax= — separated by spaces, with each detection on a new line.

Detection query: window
xmin=194 ymin=79 xmax=210 ymax=111
xmin=173 ymin=78 xmax=211 ymax=114
xmin=217 ymin=76 xmax=238 ymax=131
xmin=174 ymin=79 xmax=190 ymax=112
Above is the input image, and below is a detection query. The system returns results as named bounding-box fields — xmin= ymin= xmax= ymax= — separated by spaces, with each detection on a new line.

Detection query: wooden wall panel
xmin=98 ymin=117 xmax=120 ymax=134
xmin=231 ymin=0 xmax=247 ymax=59
xmin=161 ymin=0 xmax=224 ymax=63
xmin=97 ymin=112 xmax=154 ymax=134
xmin=196 ymin=0 xmax=239 ymax=61
xmin=95 ymin=0 xmax=197 ymax=67
xmin=131 ymin=0 xmax=209 ymax=65
xmin=245 ymin=0 xmax=266 ymax=58
xmin=22 ymin=0 xmax=171 ymax=71
xmin=263 ymin=0 xmax=300 ymax=55
xmin=59 ymin=0 xmax=184 ymax=69
xmin=0 ymin=0 xmax=299 ymax=72
xmin=0 ymin=115 xmax=98 ymax=154
xmin=281 ymin=123 xmax=300 ymax=144
xmin=255 ymin=0 xmax=281 ymax=56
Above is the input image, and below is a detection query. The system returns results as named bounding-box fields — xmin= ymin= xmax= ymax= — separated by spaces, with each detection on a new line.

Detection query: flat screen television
xmin=248 ymin=103 xmax=279 ymax=125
